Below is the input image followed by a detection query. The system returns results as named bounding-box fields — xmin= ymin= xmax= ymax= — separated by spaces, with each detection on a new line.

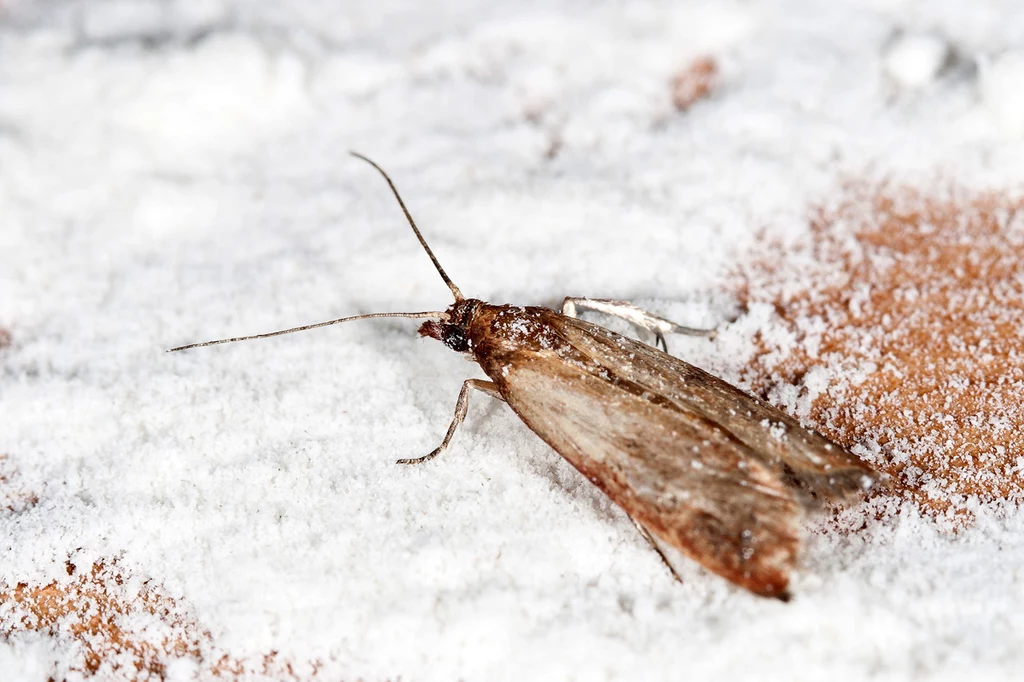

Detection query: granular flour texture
xmin=737 ymin=185 xmax=1024 ymax=516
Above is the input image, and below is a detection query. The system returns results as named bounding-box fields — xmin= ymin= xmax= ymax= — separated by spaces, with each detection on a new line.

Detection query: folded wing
xmin=482 ymin=310 xmax=877 ymax=598
xmin=554 ymin=314 xmax=879 ymax=501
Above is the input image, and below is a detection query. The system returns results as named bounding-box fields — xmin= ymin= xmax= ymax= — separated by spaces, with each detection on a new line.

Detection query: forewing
xmin=551 ymin=314 xmax=880 ymax=501
xmin=497 ymin=358 xmax=801 ymax=599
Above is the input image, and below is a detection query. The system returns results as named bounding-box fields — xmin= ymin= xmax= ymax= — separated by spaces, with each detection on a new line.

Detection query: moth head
xmin=419 ymin=299 xmax=481 ymax=353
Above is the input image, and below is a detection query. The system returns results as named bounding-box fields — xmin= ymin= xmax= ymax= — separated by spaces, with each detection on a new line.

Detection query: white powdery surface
xmin=3 ymin=1 xmax=1024 ymax=680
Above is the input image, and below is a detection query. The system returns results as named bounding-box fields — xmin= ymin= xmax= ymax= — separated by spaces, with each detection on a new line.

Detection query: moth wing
xmin=495 ymin=356 xmax=801 ymax=599
xmin=551 ymin=314 xmax=880 ymax=501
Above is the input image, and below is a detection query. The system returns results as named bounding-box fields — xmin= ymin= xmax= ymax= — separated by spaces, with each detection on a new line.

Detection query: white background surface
xmin=3 ymin=1 xmax=1024 ymax=680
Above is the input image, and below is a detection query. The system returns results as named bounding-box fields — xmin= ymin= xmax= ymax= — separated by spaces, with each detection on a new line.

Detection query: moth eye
xmin=444 ymin=326 xmax=469 ymax=352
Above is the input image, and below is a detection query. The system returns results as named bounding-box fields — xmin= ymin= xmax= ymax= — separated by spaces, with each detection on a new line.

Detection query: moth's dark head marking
xmin=419 ymin=298 xmax=482 ymax=353
xmin=419 ymin=319 xmax=469 ymax=352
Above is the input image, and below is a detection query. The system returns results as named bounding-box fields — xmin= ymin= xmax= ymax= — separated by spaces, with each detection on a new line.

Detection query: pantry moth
xmin=170 ymin=153 xmax=880 ymax=599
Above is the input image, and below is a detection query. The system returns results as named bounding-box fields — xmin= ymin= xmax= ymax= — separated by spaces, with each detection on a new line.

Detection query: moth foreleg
xmin=630 ymin=518 xmax=683 ymax=583
xmin=560 ymin=297 xmax=714 ymax=352
xmin=397 ymin=379 xmax=502 ymax=465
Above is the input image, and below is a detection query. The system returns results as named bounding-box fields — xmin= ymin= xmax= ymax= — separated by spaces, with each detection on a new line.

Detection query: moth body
xmin=419 ymin=298 xmax=877 ymax=599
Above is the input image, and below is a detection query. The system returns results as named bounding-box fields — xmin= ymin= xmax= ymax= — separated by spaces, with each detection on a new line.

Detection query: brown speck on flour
xmin=671 ymin=56 xmax=719 ymax=112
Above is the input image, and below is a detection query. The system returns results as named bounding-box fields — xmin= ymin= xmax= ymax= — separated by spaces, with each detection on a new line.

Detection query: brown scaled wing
xmin=471 ymin=306 xmax=877 ymax=598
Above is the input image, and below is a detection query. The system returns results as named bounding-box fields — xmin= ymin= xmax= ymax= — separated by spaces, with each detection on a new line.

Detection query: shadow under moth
xmin=170 ymin=153 xmax=881 ymax=600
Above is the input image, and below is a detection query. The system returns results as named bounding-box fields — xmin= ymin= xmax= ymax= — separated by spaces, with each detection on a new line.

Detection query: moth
xmin=170 ymin=153 xmax=880 ymax=600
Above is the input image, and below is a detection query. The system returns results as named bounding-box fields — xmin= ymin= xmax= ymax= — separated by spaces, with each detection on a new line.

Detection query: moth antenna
xmin=349 ymin=151 xmax=465 ymax=302
xmin=167 ymin=311 xmax=445 ymax=352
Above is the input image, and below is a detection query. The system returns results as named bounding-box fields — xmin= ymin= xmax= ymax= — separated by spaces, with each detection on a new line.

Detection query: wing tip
xmin=736 ymin=570 xmax=793 ymax=601
xmin=756 ymin=583 xmax=793 ymax=602
xmin=786 ymin=458 xmax=891 ymax=506
xmin=753 ymin=589 xmax=792 ymax=602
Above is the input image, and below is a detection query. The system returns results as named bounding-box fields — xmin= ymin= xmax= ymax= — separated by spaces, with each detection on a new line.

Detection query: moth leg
xmin=631 ymin=518 xmax=683 ymax=583
xmin=397 ymin=379 xmax=502 ymax=465
xmin=560 ymin=297 xmax=714 ymax=351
